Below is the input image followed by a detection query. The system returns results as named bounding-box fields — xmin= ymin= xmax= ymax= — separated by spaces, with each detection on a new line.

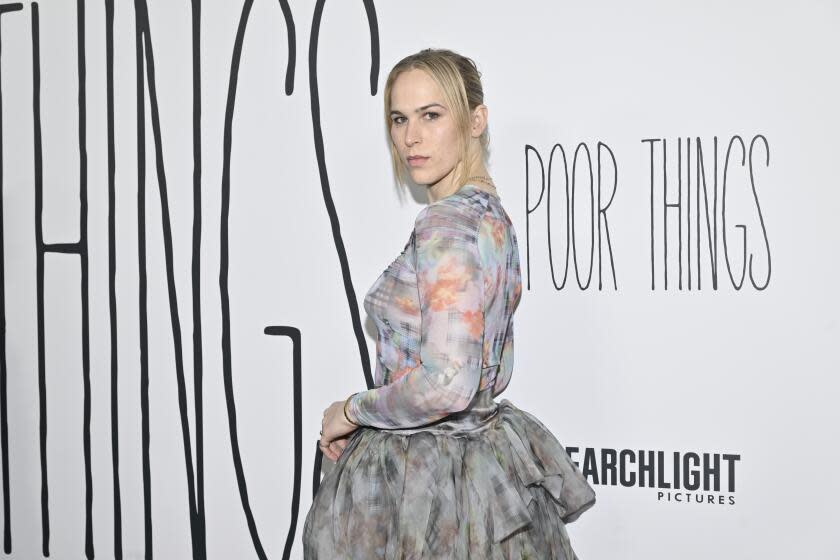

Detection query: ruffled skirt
xmin=302 ymin=392 xmax=596 ymax=559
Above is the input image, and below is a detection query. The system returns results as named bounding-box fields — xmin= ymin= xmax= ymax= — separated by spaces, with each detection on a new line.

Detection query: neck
xmin=426 ymin=171 xmax=459 ymax=204
xmin=426 ymin=165 xmax=492 ymax=203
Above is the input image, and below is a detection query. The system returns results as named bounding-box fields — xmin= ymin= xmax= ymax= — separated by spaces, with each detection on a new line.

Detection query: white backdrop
xmin=1 ymin=0 xmax=838 ymax=558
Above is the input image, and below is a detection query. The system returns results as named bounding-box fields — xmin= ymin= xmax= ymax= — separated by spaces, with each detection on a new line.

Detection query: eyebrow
xmin=389 ymin=103 xmax=446 ymax=116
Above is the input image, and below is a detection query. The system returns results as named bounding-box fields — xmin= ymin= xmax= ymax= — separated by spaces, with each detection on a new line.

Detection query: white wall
xmin=1 ymin=0 xmax=837 ymax=558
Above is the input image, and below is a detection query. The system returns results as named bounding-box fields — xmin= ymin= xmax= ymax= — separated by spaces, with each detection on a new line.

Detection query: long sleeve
xmin=346 ymin=204 xmax=485 ymax=429
xmin=491 ymin=217 xmax=522 ymax=398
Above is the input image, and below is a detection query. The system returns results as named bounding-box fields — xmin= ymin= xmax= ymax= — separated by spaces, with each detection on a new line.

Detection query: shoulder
xmin=413 ymin=188 xmax=492 ymax=242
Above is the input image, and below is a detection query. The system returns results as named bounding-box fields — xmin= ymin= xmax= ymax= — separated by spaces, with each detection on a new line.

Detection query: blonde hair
xmin=383 ymin=48 xmax=491 ymax=191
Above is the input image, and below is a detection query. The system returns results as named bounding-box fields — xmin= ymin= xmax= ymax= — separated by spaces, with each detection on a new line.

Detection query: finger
xmin=319 ymin=443 xmax=334 ymax=462
xmin=329 ymin=441 xmax=342 ymax=459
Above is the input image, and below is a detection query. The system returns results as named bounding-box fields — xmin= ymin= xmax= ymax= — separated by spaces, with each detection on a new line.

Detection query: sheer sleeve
xmin=346 ymin=204 xmax=485 ymax=429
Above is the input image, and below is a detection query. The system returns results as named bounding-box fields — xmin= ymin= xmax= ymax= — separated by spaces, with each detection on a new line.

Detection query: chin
xmin=409 ymin=172 xmax=431 ymax=186
xmin=408 ymin=167 xmax=444 ymax=188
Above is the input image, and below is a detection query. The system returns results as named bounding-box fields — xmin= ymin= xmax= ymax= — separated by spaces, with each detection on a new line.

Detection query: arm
xmin=491 ymin=218 xmax=522 ymax=398
xmin=346 ymin=204 xmax=485 ymax=429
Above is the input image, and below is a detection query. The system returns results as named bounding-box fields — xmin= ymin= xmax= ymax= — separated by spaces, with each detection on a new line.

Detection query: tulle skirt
xmin=302 ymin=391 xmax=596 ymax=559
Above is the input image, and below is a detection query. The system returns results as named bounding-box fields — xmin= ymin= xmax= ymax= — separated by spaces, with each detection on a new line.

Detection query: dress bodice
xmin=347 ymin=183 xmax=523 ymax=429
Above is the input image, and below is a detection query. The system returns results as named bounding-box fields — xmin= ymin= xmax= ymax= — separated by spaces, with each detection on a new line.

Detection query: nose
xmin=403 ymin=119 xmax=421 ymax=147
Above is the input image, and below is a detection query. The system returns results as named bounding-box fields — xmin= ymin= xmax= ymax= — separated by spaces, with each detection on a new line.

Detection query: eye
xmin=391 ymin=112 xmax=440 ymax=125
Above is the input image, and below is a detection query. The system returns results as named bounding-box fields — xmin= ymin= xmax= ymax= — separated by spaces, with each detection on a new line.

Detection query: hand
xmin=320 ymin=433 xmax=353 ymax=463
xmin=318 ymin=398 xmax=360 ymax=462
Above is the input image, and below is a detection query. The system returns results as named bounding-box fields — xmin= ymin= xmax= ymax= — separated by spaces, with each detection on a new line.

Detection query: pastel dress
xmin=302 ymin=184 xmax=596 ymax=559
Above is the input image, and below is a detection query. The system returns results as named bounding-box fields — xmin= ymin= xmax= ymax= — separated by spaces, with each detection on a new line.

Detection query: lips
xmin=407 ymin=156 xmax=429 ymax=166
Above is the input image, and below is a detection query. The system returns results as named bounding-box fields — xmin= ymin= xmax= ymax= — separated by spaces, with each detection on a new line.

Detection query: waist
xmin=380 ymin=362 xmax=500 ymax=392
xmin=381 ymin=386 xmax=500 ymax=437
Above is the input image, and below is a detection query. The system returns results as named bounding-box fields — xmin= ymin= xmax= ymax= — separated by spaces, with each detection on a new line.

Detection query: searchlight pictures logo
xmin=566 ymin=447 xmax=740 ymax=506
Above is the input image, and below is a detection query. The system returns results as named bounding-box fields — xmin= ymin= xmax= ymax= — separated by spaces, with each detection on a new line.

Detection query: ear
xmin=470 ymin=104 xmax=488 ymax=138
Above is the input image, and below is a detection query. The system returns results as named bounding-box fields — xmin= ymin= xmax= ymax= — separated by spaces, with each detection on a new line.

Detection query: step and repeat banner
xmin=0 ymin=0 xmax=837 ymax=558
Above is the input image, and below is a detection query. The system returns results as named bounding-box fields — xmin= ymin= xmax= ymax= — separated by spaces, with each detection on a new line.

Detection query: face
xmin=389 ymin=68 xmax=464 ymax=192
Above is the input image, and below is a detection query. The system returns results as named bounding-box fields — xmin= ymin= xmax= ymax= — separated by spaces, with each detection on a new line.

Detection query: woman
xmin=303 ymin=48 xmax=595 ymax=559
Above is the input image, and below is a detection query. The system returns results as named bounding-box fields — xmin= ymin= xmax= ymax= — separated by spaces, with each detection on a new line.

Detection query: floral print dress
xmin=303 ymin=184 xmax=596 ymax=559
